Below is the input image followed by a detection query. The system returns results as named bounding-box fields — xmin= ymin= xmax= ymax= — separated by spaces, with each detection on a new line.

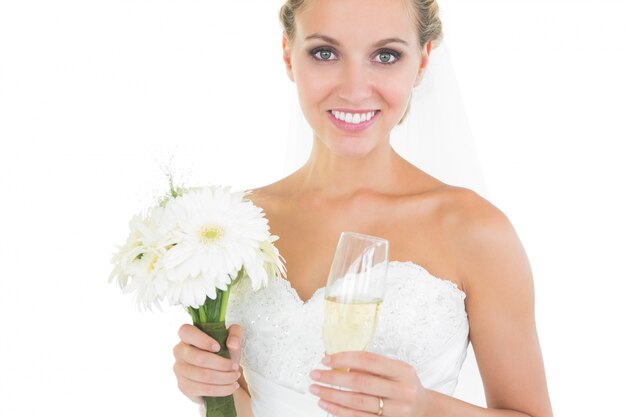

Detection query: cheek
xmin=378 ymin=77 xmax=413 ymax=118
xmin=387 ymin=69 xmax=416 ymax=97
xmin=294 ymin=70 xmax=337 ymax=128
xmin=294 ymin=66 xmax=333 ymax=104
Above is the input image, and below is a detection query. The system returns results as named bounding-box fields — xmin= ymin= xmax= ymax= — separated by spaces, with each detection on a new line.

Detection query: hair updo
xmin=279 ymin=0 xmax=443 ymax=48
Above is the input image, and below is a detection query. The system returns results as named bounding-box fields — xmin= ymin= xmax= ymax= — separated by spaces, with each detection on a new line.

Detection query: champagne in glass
xmin=323 ymin=296 xmax=382 ymax=354
xmin=322 ymin=232 xmax=388 ymax=357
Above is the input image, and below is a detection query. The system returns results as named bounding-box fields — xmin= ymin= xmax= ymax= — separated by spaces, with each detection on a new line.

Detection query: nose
xmin=337 ymin=60 xmax=373 ymax=104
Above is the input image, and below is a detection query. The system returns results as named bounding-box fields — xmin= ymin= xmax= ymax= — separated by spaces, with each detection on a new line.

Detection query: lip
xmin=327 ymin=110 xmax=380 ymax=133
xmin=330 ymin=108 xmax=379 ymax=113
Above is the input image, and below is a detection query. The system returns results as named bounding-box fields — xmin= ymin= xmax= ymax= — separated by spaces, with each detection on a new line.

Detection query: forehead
xmin=295 ymin=0 xmax=418 ymax=45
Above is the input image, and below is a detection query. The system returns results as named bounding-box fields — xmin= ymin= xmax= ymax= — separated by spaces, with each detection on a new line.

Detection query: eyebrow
xmin=304 ymin=34 xmax=409 ymax=48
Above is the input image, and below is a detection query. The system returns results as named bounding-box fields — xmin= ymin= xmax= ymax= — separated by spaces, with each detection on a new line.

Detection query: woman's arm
xmin=233 ymin=375 xmax=254 ymax=417
xmin=442 ymin=189 xmax=553 ymax=417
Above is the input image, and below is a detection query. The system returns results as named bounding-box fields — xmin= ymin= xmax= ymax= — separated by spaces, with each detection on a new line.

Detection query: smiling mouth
xmin=329 ymin=110 xmax=379 ymax=124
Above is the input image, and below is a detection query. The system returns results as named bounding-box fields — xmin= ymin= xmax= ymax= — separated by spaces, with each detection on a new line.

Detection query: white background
xmin=1 ymin=0 xmax=625 ymax=416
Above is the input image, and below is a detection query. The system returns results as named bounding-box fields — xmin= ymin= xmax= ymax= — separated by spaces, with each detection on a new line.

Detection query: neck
xmin=294 ymin=138 xmax=404 ymax=200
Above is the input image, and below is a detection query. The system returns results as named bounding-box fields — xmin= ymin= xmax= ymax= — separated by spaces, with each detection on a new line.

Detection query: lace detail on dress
xmin=368 ymin=262 xmax=467 ymax=367
xmin=226 ymin=261 xmax=469 ymax=394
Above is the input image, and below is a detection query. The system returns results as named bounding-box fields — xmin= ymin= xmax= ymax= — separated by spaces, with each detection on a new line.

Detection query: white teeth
xmin=331 ymin=110 xmax=376 ymax=124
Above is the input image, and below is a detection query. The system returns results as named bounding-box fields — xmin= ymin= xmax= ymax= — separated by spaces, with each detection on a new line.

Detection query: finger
xmin=173 ymin=361 xmax=241 ymax=385
xmin=325 ymin=351 xmax=411 ymax=380
xmin=309 ymin=383 xmax=382 ymax=415
xmin=226 ymin=324 xmax=244 ymax=369
xmin=174 ymin=342 xmax=237 ymax=371
xmin=177 ymin=376 xmax=240 ymax=398
xmin=178 ymin=324 xmax=220 ymax=352
xmin=310 ymin=368 xmax=395 ymax=398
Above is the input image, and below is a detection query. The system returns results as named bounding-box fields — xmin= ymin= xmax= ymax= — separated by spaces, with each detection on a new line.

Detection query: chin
xmin=326 ymin=135 xmax=380 ymax=159
xmin=310 ymin=117 xmax=390 ymax=159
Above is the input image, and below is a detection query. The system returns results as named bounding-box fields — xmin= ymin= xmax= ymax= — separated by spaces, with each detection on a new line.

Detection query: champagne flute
xmin=322 ymin=231 xmax=389 ymax=366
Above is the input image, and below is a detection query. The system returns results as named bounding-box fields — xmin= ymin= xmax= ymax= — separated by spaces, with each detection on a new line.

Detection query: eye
xmin=311 ymin=48 xmax=337 ymax=61
xmin=374 ymin=49 xmax=401 ymax=64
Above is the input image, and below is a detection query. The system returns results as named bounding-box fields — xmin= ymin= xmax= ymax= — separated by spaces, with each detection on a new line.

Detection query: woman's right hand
xmin=173 ymin=323 xmax=243 ymax=404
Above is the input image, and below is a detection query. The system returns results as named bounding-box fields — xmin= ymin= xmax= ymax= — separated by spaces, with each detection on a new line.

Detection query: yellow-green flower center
xmin=199 ymin=225 xmax=224 ymax=244
xmin=147 ymin=256 xmax=158 ymax=271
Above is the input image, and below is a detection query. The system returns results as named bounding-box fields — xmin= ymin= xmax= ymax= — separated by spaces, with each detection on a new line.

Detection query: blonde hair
xmin=279 ymin=0 xmax=443 ymax=124
xmin=279 ymin=0 xmax=443 ymax=47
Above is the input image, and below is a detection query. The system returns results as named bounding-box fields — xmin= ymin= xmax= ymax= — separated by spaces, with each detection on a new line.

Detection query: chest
xmin=262 ymin=196 xmax=450 ymax=302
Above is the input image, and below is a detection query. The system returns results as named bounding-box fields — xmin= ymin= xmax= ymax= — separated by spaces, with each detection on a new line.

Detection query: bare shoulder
xmin=432 ymin=186 xmax=531 ymax=296
xmin=437 ymin=186 xmax=514 ymax=239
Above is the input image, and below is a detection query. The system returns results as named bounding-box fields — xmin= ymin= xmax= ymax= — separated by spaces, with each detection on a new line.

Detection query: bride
xmin=173 ymin=0 xmax=553 ymax=416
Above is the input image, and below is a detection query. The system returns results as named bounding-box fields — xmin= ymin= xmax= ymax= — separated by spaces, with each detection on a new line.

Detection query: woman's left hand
xmin=309 ymin=351 xmax=430 ymax=417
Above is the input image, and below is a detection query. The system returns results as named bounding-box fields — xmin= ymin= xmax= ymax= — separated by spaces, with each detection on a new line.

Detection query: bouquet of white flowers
xmin=110 ymin=182 xmax=285 ymax=417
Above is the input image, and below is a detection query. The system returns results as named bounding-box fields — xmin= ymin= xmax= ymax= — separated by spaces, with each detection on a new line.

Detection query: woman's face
xmin=283 ymin=0 xmax=430 ymax=159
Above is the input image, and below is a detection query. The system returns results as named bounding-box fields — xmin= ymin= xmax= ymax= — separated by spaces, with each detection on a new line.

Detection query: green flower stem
xmin=199 ymin=304 xmax=208 ymax=322
xmin=219 ymin=288 xmax=230 ymax=322
xmin=187 ymin=308 xmax=198 ymax=323
xmin=187 ymin=286 xmax=236 ymax=417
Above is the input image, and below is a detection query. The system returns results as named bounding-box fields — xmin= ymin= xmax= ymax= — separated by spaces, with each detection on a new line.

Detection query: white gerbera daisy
xmin=161 ymin=186 xmax=272 ymax=304
xmin=109 ymin=205 xmax=178 ymax=309
xmin=243 ymin=235 xmax=286 ymax=291
xmin=111 ymin=183 xmax=285 ymax=311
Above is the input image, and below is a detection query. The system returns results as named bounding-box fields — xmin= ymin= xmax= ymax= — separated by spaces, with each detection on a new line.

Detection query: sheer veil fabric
xmin=282 ymin=42 xmax=488 ymax=197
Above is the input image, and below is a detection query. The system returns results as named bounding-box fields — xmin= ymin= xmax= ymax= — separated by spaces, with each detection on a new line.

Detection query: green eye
xmin=312 ymin=49 xmax=336 ymax=61
xmin=379 ymin=53 xmax=392 ymax=62
xmin=374 ymin=50 xmax=400 ymax=64
xmin=319 ymin=51 xmax=332 ymax=60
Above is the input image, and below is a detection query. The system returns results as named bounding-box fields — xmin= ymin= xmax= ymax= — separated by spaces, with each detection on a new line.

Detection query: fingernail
xmin=309 ymin=384 xmax=320 ymax=395
xmin=318 ymin=400 xmax=328 ymax=410
xmin=234 ymin=382 xmax=240 ymax=389
xmin=310 ymin=370 xmax=320 ymax=381
xmin=232 ymin=363 xmax=239 ymax=371
xmin=321 ymin=355 xmax=331 ymax=366
xmin=227 ymin=338 xmax=240 ymax=349
xmin=236 ymin=372 xmax=241 ymax=379
xmin=211 ymin=343 xmax=220 ymax=352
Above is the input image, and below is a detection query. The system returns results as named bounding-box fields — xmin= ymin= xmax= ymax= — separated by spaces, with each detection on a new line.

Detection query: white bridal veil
xmin=283 ymin=42 xmax=487 ymax=196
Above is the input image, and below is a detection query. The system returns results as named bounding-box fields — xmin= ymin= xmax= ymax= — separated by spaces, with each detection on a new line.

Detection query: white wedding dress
xmin=226 ymin=261 xmax=469 ymax=417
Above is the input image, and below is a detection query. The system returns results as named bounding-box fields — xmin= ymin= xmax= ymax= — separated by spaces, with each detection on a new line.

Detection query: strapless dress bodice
xmin=226 ymin=261 xmax=469 ymax=417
